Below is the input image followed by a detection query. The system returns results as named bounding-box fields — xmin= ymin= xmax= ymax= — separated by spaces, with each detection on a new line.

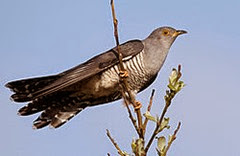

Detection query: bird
xmin=5 ymin=26 xmax=187 ymax=129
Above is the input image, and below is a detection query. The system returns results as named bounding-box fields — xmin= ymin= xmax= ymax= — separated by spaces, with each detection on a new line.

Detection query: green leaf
xmin=158 ymin=117 xmax=170 ymax=133
xmin=131 ymin=139 xmax=137 ymax=154
xmin=176 ymin=81 xmax=185 ymax=92
xmin=144 ymin=111 xmax=157 ymax=122
xmin=131 ymin=138 xmax=145 ymax=155
xmin=157 ymin=136 xmax=166 ymax=154
xmin=168 ymin=68 xmax=185 ymax=92
xmin=169 ymin=68 xmax=178 ymax=85
xmin=167 ymin=83 xmax=176 ymax=91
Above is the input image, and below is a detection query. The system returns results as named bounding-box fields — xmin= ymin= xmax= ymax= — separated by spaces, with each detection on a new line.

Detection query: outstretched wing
xmin=31 ymin=40 xmax=144 ymax=98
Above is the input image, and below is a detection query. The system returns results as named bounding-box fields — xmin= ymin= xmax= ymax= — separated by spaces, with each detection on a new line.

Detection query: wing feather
xmin=31 ymin=40 xmax=144 ymax=98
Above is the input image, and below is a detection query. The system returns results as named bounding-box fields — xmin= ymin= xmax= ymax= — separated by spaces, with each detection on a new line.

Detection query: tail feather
xmin=33 ymin=105 xmax=86 ymax=129
xmin=6 ymin=75 xmax=88 ymax=129
xmin=50 ymin=109 xmax=83 ymax=128
xmin=11 ymin=93 xmax=32 ymax=102
xmin=17 ymin=91 xmax=75 ymax=116
xmin=5 ymin=75 xmax=60 ymax=102
xmin=33 ymin=117 xmax=51 ymax=129
xmin=33 ymin=105 xmax=60 ymax=129
xmin=18 ymin=100 xmax=48 ymax=116
xmin=26 ymin=96 xmax=88 ymax=129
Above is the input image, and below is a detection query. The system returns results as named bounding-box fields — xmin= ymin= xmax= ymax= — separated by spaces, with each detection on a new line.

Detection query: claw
xmin=134 ymin=101 xmax=142 ymax=111
xmin=119 ymin=70 xmax=128 ymax=78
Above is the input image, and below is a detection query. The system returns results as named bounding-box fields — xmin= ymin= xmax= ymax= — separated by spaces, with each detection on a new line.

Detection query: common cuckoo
xmin=5 ymin=26 xmax=187 ymax=129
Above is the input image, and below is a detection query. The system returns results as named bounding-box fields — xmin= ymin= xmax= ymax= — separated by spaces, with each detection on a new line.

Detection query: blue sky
xmin=1 ymin=0 xmax=240 ymax=155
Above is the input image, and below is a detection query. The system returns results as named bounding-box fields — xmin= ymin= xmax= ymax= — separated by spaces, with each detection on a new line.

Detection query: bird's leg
xmin=119 ymin=70 xmax=128 ymax=78
xmin=134 ymin=101 xmax=142 ymax=111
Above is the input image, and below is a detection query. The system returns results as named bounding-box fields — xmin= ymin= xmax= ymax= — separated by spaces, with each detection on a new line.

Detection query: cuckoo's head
xmin=148 ymin=26 xmax=187 ymax=49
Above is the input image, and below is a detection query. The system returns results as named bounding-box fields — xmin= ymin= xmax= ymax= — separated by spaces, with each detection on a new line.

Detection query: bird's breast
xmin=97 ymin=65 xmax=120 ymax=92
xmin=78 ymin=52 xmax=154 ymax=99
xmin=122 ymin=52 xmax=152 ymax=91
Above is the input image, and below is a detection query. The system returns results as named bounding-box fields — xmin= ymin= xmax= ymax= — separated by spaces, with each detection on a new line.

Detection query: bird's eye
xmin=162 ymin=30 xmax=170 ymax=36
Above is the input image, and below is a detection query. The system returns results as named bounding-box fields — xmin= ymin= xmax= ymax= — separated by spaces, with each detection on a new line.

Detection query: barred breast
xmin=98 ymin=51 xmax=151 ymax=94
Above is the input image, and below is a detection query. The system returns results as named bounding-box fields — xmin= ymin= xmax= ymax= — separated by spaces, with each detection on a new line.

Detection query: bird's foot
xmin=134 ymin=101 xmax=142 ymax=111
xmin=119 ymin=70 xmax=128 ymax=78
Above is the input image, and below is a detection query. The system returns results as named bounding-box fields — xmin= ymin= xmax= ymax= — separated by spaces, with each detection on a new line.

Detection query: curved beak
xmin=173 ymin=30 xmax=188 ymax=37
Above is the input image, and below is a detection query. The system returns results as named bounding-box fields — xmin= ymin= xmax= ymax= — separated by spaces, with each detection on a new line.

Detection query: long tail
xmin=30 ymin=96 xmax=87 ymax=129
xmin=5 ymin=75 xmax=60 ymax=102
xmin=6 ymin=75 xmax=87 ymax=129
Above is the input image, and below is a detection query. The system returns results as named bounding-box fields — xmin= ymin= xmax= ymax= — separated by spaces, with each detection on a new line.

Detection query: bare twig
xmin=106 ymin=129 xmax=125 ymax=156
xmin=143 ymin=89 xmax=155 ymax=135
xmin=145 ymin=100 xmax=170 ymax=153
xmin=147 ymin=89 xmax=155 ymax=112
xmin=122 ymin=92 xmax=141 ymax=135
xmin=110 ymin=0 xmax=144 ymax=139
xmin=176 ymin=65 xmax=182 ymax=83
xmin=163 ymin=122 xmax=181 ymax=155
xmin=110 ymin=0 xmax=122 ymax=65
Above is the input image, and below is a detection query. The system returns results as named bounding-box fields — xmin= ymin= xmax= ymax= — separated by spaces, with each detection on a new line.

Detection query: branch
xmin=122 ymin=92 xmax=141 ymax=135
xmin=145 ymin=98 xmax=170 ymax=153
xmin=106 ymin=129 xmax=125 ymax=156
xmin=110 ymin=0 xmax=144 ymax=139
xmin=145 ymin=65 xmax=184 ymax=153
xmin=109 ymin=1 xmax=184 ymax=155
xmin=163 ymin=122 xmax=181 ymax=155
xmin=143 ymin=89 xmax=155 ymax=135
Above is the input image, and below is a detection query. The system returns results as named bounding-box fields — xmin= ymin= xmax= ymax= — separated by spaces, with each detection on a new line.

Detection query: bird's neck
xmin=142 ymin=38 xmax=170 ymax=75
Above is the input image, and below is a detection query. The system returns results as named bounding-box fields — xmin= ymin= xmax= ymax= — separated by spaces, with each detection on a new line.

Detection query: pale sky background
xmin=0 ymin=0 xmax=240 ymax=155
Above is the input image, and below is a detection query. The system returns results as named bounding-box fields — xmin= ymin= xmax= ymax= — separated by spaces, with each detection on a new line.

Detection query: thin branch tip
xmin=178 ymin=64 xmax=181 ymax=71
xmin=106 ymin=129 xmax=124 ymax=156
xmin=151 ymin=89 xmax=155 ymax=96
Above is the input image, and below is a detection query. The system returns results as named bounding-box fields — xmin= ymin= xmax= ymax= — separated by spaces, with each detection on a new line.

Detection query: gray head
xmin=146 ymin=26 xmax=187 ymax=49
xmin=143 ymin=26 xmax=187 ymax=74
